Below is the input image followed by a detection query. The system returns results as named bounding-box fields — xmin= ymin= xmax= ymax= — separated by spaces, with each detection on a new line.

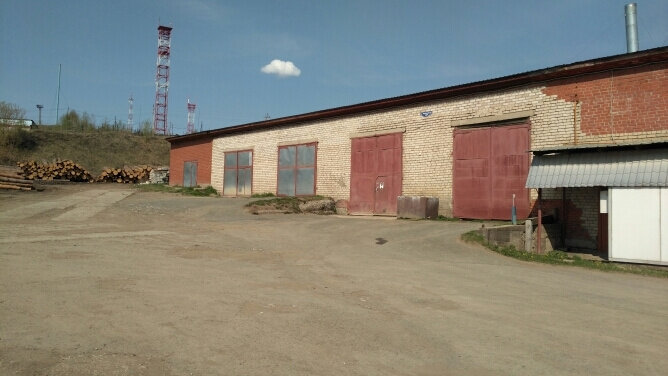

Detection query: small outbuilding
xmin=527 ymin=145 xmax=668 ymax=265
xmin=168 ymin=137 xmax=212 ymax=188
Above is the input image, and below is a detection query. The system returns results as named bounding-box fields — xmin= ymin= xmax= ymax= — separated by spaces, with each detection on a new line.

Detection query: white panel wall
xmin=662 ymin=189 xmax=668 ymax=263
xmin=609 ymin=188 xmax=666 ymax=264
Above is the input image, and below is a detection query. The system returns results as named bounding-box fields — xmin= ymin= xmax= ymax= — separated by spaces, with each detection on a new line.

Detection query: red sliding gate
xmin=453 ymin=123 xmax=530 ymax=220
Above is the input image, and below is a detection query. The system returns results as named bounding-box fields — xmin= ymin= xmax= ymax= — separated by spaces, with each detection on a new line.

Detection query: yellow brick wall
xmin=211 ymin=82 xmax=668 ymax=216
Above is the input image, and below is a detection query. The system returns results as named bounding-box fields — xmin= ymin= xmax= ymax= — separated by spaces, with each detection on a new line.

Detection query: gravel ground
xmin=1 ymin=184 xmax=667 ymax=375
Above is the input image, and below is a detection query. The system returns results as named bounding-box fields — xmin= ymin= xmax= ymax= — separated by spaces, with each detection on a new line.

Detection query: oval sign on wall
xmin=420 ymin=111 xmax=432 ymax=117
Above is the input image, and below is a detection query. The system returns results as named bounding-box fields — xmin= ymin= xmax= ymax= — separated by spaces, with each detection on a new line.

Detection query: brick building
xmin=168 ymin=137 xmax=212 ymax=187
xmin=167 ymin=47 xmax=668 ymax=263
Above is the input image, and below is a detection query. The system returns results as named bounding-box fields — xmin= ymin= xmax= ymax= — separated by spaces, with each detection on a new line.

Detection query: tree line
xmin=0 ymin=101 xmax=154 ymax=135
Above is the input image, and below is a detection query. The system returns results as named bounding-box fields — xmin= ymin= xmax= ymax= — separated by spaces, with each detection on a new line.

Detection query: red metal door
xmin=453 ymin=128 xmax=492 ymax=219
xmin=453 ymin=123 xmax=529 ymax=220
xmin=350 ymin=133 xmax=402 ymax=215
xmin=349 ymin=137 xmax=376 ymax=214
xmin=490 ymin=124 xmax=530 ymax=219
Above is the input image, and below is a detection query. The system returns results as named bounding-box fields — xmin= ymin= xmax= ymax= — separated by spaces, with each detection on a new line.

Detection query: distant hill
xmin=0 ymin=126 xmax=170 ymax=175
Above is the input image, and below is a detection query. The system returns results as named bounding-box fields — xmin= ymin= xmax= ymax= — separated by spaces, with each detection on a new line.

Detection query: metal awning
xmin=526 ymin=148 xmax=668 ymax=188
xmin=531 ymin=140 xmax=668 ymax=154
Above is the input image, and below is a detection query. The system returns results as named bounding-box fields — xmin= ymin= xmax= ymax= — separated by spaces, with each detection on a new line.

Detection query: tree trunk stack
xmin=95 ymin=166 xmax=153 ymax=184
xmin=0 ymin=165 xmax=34 ymax=190
xmin=7 ymin=160 xmax=154 ymax=187
xmin=17 ymin=160 xmax=94 ymax=182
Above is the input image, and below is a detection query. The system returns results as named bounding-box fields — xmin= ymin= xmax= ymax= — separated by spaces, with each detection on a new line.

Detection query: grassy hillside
xmin=0 ymin=127 xmax=170 ymax=175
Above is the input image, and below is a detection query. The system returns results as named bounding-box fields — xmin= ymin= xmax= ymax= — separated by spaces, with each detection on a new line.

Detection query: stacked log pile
xmin=0 ymin=165 xmax=34 ymax=190
xmin=12 ymin=160 xmax=154 ymax=185
xmin=17 ymin=160 xmax=94 ymax=182
xmin=95 ymin=166 xmax=153 ymax=184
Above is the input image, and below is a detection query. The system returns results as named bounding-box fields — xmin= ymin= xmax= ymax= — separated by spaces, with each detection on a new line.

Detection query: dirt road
xmin=1 ymin=185 xmax=667 ymax=375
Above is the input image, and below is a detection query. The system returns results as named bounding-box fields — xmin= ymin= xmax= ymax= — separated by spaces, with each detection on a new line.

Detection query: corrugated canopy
xmin=526 ymin=148 xmax=668 ymax=188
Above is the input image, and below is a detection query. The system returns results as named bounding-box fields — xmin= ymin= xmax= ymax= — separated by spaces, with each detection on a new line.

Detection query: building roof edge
xmin=167 ymin=46 xmax=668 ymax=144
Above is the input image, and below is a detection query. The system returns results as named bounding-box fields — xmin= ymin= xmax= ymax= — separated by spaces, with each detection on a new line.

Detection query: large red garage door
xmin=453 ymin=123 xmax=530 ymax=220
xmin=349 ymin=133 xmax=402 ymax=215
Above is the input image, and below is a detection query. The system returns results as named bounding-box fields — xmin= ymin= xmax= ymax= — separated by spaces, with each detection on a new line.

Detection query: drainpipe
xmin=537 ymin=188 xmax=542 ymax=254
xmin=572 ymin=98 xmax=579 ymax=145
xmin=625 ymin=3 xmax=639 ymax=53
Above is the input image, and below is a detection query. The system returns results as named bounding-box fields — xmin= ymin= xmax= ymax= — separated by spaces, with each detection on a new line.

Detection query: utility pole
xmin=36 ymin=104 xmax=43 ymax=125
xmin=56 ymin=64 xmax=61 ymax=124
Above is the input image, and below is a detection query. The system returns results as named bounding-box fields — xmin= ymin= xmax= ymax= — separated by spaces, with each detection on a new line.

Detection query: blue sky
xmin=1 ymin=0 xmax=667 ymax=134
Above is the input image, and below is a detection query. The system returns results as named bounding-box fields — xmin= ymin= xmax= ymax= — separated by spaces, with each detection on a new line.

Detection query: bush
xmin=58 ymin=110 xmax=95 ymax=132
xmin=0 ymin=127 xmax=38 ymax=150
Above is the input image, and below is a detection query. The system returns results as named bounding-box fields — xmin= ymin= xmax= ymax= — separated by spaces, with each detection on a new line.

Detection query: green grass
xmin=401 ymin=215 xmax=509 ymax=225
xmin=250 ymin=192 xmax=276 ymax=198
xmin=461 ymin=230 xmax=668 ymax=278
xmin=135 ymin=183 xmax=218 ymax=197
xmin=433 ymin=215 xmax=462 ymax=221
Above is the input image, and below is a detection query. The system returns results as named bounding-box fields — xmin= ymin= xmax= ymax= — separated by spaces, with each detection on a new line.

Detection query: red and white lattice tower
xmin=153 ymin=25 xmax=173 ymax=135
xmin=127 ymin=94 xmax=134 ymax=130
xmin=186 ymin=98 xmax=196 ymax=134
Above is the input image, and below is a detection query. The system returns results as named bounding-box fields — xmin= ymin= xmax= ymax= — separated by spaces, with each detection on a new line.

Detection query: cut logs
xmin=95 ymin=166 xmax=153 ymax=184
xmin=17 ymin=160 xmax=94 ymax=182
xmin=13 ymin=160 xmax=154 ymax=185
xmin=0 ymin=165 xmax=34 ymax=190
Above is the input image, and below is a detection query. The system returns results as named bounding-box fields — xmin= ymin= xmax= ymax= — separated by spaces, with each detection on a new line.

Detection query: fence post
xmin=525 ymin=219 xmax=533 ymax=252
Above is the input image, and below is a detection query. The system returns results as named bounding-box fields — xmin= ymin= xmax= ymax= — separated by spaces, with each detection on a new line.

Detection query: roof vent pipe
xmin=625 ymin=3 xmax=638 ymax=53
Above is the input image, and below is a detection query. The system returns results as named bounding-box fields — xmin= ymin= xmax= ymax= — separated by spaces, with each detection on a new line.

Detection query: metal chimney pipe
xmin=625 ymin=3 xmax=638 ymax=53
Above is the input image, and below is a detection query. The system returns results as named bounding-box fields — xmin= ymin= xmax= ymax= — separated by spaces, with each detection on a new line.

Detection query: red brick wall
xmin=169 ymin=138 xmax=212 ymax=186
xmin=542 ymin=62 xmax=668 ymax=136
xmin=534 ymin=199 xmax=592 ymax=241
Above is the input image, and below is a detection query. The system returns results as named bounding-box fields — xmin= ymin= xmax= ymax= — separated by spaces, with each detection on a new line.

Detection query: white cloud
xmin=261 ymin=59 xmax=301 ymax=77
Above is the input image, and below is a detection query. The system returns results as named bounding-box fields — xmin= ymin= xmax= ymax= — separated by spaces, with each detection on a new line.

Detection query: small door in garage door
xmin=350 ymin=133 xmax=402 ymax=215
xmin=453 ymin=123 xmax=529 ymax=220
xmin=375 ymin=176 xmax=393 ymax=214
